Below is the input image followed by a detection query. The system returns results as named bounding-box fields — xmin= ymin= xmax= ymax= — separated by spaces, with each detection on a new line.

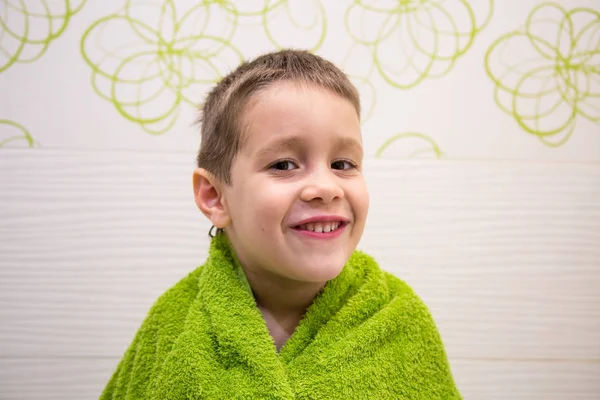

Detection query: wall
xmin=1 ymin=0 xmax=599 ymax=398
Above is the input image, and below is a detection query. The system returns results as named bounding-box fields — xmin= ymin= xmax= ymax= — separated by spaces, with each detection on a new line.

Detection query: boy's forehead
xmin=235 ymin=80 xmax=362 ymax=158
xmin=241 ymin=80 xmax=356 ymax=121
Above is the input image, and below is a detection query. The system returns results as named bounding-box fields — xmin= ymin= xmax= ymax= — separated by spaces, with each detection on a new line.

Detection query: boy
xmin=101 ymin=50 xmax=461 ymax=399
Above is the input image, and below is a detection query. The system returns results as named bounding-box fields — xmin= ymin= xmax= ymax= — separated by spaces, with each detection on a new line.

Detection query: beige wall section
xmin=1 ymin=150 xmax=599 ymax=399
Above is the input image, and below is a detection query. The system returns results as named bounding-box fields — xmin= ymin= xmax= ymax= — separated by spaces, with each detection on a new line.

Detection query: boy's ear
xmin=192 ymin=168 xmax=231 ymax=229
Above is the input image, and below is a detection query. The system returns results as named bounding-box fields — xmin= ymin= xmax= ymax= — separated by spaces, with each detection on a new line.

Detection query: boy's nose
xmin=299 ymin=172 xmax=344 ymax=203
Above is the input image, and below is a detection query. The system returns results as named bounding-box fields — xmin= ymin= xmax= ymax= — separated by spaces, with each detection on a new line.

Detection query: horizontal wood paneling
xmin=1 ymin=149 xmax=599 ymax=398
xmin=0 ymin=358 xmax=113 ymax=400
xmin=452 ymin=359 xmax=600 ymax=400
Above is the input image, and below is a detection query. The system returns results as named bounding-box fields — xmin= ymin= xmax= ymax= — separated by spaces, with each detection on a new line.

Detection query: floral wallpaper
xmin=0 ymin=0 xmax=598 ymax=162
xmin=485 ymin=3 xmax=599 ymax=147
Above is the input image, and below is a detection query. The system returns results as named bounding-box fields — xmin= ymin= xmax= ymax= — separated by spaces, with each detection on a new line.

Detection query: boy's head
xmin=193 ymin=50 xmax=369 ymax=284
xmin=196 ymin=50 xmax=361 ymax=184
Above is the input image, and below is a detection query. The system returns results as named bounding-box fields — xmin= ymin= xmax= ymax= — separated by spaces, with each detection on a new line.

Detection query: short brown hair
xmin=196 ymin=49 xmax=360 ymax=185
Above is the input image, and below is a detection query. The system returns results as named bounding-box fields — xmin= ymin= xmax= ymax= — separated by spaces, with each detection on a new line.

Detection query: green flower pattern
xmin=80 ymin=0 xmax=243 ymax=135
xmin=235 ymin=0 xmax=327 ymax=52
xmin=0 ymin=0 xmax=85 ymax=72
xmin=376 ymin=132 xmax=443 ymax=159
xmin=1 ymin=0 xmax=597 ymax=158
xmin=345 ymin=0 xmax=493 ymax=89
xmin=485 ymin=3 xmax=600 ymax=147
xmin=78 ymin=0 xmax=329 ymax=135
xmin=0 ymin=119 xmax=36 ymax=147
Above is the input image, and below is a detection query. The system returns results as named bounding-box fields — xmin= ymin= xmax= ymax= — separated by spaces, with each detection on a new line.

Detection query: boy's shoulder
xmin=349 ymin=249 xmax=431 ymax=311
xmin=349 ymin=249 xmax=417 ymax=292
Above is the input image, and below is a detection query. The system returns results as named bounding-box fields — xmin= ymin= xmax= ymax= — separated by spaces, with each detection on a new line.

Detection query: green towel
xmin=101 ymin=234 xmax=461 ymax=399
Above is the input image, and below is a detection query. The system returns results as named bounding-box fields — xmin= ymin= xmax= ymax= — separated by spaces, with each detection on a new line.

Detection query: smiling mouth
xmin=293 ymin=221 xmax=347 ymax=233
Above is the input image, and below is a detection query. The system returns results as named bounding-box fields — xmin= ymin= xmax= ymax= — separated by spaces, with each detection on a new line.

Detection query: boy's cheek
xmin=352 ymin=180 xmax=370 ymax=209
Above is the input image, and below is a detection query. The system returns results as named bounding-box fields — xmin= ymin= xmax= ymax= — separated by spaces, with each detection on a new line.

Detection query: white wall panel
xmin=1 ymin=149 xmax=599 ymax=398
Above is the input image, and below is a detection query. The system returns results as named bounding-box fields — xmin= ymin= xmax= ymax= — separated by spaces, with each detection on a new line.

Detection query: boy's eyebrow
xmin=255 ymin=136 xmax=363 ymax=158
xmin=255 ymin=136 xmax=304 ymax=158
xmin=335 ymin=137 xmax=364 ymax=157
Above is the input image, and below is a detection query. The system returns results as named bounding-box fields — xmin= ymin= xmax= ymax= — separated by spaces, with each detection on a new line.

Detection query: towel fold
xmin=101 ymin=234 xmax=461 ymax=399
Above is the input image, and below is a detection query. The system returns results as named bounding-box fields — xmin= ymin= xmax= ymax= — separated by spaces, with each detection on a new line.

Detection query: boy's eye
xmin=331 ymin=160 xmax=356 ymax=170
xmin=270 ymin=160 xmax=298 ymax=171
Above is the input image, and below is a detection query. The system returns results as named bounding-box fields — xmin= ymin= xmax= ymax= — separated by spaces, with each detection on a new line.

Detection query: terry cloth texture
xmin=100 ymin=234 xmax=461 ymax=399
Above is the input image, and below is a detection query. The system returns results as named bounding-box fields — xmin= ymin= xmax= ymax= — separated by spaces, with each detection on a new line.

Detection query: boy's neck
xmin=243 ymin=268 xmax=326 ymax=350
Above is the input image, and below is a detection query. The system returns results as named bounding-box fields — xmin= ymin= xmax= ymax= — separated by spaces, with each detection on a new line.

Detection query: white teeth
xmin=297 ymin=221 xmax=343 ymax=233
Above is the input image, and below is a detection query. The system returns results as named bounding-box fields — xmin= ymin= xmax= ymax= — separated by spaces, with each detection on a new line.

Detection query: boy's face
xmin=221 ymin=81 xmax=369 ymax=283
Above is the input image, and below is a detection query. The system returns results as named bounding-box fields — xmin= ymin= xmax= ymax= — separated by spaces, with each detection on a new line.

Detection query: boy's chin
xmin=288 ymin=259 xmax=346 ymax=283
